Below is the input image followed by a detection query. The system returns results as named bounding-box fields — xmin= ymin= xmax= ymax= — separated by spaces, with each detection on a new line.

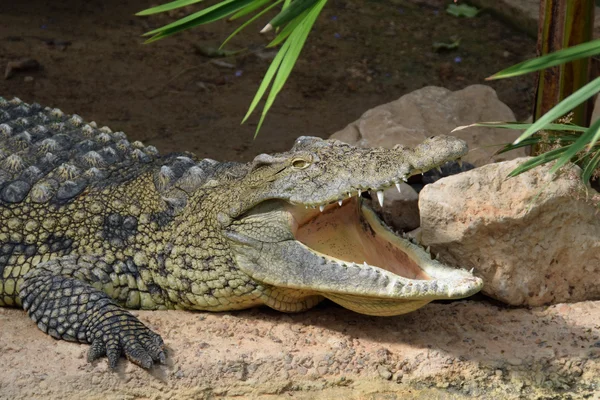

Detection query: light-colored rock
xmin=419 ymin=157 xmax=600 ymax=306
xmin=370 ymin=182 xmax=420 ymax=232
xmin=330 ymin=85 xmax=527 ymax=166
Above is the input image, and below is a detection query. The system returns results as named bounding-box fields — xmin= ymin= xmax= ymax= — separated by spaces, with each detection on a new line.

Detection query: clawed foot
xmin=88 ymin=313 xmax=166 ymax=369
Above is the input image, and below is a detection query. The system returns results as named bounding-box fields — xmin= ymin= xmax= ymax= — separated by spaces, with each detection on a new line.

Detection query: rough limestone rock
xmin=330 ymin=85 xmax=527 ymax=166
xmin=419 ymin=158 xmax=600 ymax=306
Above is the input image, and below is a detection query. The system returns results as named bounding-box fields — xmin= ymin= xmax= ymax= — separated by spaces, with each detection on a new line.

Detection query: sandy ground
xmin=1 ymin=299 xmax=600 ymax=399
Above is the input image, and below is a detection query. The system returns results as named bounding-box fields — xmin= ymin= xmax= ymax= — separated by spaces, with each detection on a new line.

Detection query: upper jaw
xmin=231 ymin=135 xmax=468 ymax=219
xmin=291 ymin=177 xmax=409 ymax=211
xmin=286 ymin=136 xmax=468 ymax=210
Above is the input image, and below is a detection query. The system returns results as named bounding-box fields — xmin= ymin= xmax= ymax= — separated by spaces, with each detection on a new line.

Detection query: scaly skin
xmin=0 ymin=96 xmax=483 ymax=368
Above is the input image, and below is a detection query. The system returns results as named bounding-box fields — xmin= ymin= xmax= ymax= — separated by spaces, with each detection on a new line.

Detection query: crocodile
xmin=0 ymin=96 xmax=483 ymax=369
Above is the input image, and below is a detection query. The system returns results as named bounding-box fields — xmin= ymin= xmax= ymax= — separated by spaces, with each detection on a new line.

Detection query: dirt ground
xmin=0 ymin=0 xmax=534 ymax=162
xmin=4 ymin=1 xmax=598 ymax=399
xmin=2 ymin=300 xmax=600 ymax=399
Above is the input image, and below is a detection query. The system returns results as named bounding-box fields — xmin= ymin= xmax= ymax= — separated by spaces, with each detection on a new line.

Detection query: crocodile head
xmin=221 ymin=136 xmax=483 ymax=316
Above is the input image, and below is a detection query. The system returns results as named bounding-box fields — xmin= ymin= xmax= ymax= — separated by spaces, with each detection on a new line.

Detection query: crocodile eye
xmin=291 ymin=158 xmax=310 ymax=169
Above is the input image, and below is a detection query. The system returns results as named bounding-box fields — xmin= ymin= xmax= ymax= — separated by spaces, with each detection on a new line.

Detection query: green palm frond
xmin=136 ymin=0 xmax=205 ymax=15
xmin=487 ymin=39 xmax=600 ymax=80
xmin=512 ymin=77 xmax=600 ymax=145
xmin=476 ymin=38 xmax=600 ymax=183
xmin=243 ymin=0 xmax=328 ymax=136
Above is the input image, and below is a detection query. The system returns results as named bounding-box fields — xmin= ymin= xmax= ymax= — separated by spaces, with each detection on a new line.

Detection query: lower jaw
xmin=323 ymin=292 xmax=432 ymax=316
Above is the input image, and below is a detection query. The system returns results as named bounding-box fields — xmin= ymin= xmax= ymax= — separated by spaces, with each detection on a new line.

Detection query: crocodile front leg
xmin=18 ymin=255 xmax=166 ymax=369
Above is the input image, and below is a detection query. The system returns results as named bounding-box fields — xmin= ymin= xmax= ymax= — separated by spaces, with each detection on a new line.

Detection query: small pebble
xmin=377 ymin=365 xmax=392 ymax=380
xmin=392 ymin=371 xmax=403 ymax=382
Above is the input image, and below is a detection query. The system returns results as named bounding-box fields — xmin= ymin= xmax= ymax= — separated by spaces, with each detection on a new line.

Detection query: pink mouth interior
xmin=291 ymin=198 xmax=431 ymax=280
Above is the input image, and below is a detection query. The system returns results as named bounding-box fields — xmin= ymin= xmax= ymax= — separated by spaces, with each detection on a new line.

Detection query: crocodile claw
xmin=88 ymin=316 xmax=166 ymax=369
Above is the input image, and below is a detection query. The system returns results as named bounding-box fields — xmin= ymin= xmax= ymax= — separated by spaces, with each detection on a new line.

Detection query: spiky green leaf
xmin=267 ymin=8 xmax=310 ymax=47
xmin=253 ymin=0 xmax=328 ymax=135
xmin=267 ymin=0 xmax=319 ymax=29
xmin=222 ymin=0 xmax=284 ymax=48
xmin=487 ymin=39 xmax=600 ymax=80
xmin=586 ymin=116 xmax=600 ymax=151
xmin=229 ymin=0 xmax=274 ymax=20
xmin=136 ymin=0 xmax=204 ymax=16
xmin=498 ymin=133 xmax=581 ymax=153
xmin=143 ymin=0 xmax=256 ymax=42
xmin=512 ymin=77 xmax=600 ymax=144
xmin=582 ymin=150 xmax=600 ymax=183
xmin=452 ymin=122 xmax=587 ymax=133
xmin=508 ymin=146 xmax=570 ymax=177
xmin=548 ymin=118 xmax=600 ymax=173
xmin=242 ymin=39 xmax=290 ymax=124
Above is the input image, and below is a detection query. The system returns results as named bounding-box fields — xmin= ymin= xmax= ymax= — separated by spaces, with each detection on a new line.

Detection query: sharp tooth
xmin=469 ymin=267 xmax=474 ymax=274
xmin=426 ymin=246 xmax=431 ymax=254
xmin=358 ymin=189 xmax=362 ymax=197
xmin=364 ymin=261 xmax=368 ymax=267
xmin=436 ymin=253 xmax=440 ymax=260
xmin=319 ymin=205 xmax=325 ymax=212
xmin=338 ymin=199 xmax=343 ymax=206
xmin=402 ymin=177 xmax=407 ymax=182
xmin=436 ymin=166 xmax=442 ymax=173
xmin=347 ymin=192 xmax=352 ymax=198
xmin=457 ymin=158 xmax=463 ymax=168
xmin=395 ymin=182 xmax=402 ymax=193
xmin=376 ymin=190 xmax=384 ymax=207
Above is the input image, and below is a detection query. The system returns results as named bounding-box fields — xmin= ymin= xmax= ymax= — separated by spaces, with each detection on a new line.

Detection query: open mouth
xmin=226 ymin=183 xmax=483 ymax=316
xmin=292 ymin=195 xmax=430 ymax=281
